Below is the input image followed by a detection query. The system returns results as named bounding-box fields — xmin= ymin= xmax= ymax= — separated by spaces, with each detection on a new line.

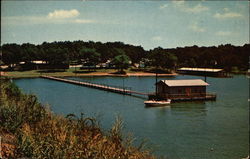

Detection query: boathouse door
xmin=185 ymin=88 xmax=191 ymax=96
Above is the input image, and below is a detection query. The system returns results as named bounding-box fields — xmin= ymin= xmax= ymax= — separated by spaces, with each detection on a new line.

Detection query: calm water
xmin=14 ymin=75 xmax=249 ymax=159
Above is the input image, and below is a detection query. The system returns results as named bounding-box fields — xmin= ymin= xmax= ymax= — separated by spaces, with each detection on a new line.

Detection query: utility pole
xmin=0 ymin=50 xmax=2 ymax=79
xmin=155 ymin=71 xmax=158 ymax=97
xmin=75 ymin=64 xmax=77 ymax=77
xmin=123 ymin=77 xmax=125 ymax=94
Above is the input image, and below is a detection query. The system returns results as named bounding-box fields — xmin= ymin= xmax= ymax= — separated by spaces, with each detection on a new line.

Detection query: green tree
xmin=112 ymin=52 xmax=130 ymax=73
xmin=79 ymin=48 xmax=101 ymax=67
xmin=165 ymin=52 xmax=178 ymax=69
xmin=2 ymin=44 xmax=22 ymax=66
xmin=21 ymin=43 xmax=39 ymax=62
xmin=47 ymin=48 xmax=69 ymax=66
xmin=149 ymin=47 xmax=177 ymax=69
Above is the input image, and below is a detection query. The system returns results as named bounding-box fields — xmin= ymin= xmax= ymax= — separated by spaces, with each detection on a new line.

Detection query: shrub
xmin=0 ymin=79 xmax=156 ymax=159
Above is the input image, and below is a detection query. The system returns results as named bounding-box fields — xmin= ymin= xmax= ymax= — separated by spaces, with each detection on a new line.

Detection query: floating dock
xmin=169 ymin=94 xmax=216 ymax=102
xmin=177 ymin=67 xmax=230 ymax=77
xmin=41 ymin=75 xmax=148 ymax=96
xmin=148 ymin=93 xmax=216 ymax=102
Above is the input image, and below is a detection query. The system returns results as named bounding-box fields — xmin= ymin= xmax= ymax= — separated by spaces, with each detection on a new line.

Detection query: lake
xmin=14 ymin=75 xmax=249 ymax=159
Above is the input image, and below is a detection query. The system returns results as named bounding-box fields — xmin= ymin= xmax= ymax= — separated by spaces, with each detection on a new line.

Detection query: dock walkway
xmin=41 ymin=75 xmax=148 ymax=96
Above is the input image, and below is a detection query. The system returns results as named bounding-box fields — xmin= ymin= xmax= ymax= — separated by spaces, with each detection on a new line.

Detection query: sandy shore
xmin=0 ymin=71 xmax=177 ymax=78
xmin=77 ymin=72 xmax=177 ymax=77
xmin=0 ymin=72 xmax=7 ymax=76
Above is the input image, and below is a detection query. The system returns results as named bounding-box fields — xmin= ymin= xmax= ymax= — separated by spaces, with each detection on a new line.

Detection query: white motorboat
xmin=144 ymin=99 xmax=171 ymax=107
xmin=144 ymin=73 xmax=171 ymax=107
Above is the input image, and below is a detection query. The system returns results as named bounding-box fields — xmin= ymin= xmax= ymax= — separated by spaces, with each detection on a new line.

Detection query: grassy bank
xmin=1 ymin=68 xmax=175 ymax=78
xmin=0 ymin=78 xmax=156 ymax=159
xmin=2 ymin=68 xmax=92 ymax=78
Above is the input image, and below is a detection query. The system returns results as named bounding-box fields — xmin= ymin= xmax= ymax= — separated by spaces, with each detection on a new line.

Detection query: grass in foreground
xmin=0 ymin=78 xmax=156 ymax=159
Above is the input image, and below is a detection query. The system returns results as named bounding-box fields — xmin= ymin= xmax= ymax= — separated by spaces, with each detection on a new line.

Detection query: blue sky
xmin=1 ymin=0 xmax=249 ymax=50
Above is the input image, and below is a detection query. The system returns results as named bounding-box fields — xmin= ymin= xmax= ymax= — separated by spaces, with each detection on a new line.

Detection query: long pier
xmin=41 ymin=75 xmax=149 ymax=96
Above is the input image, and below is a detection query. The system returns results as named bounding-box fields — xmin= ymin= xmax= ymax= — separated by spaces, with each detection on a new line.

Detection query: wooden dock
xmin=148 ymin=93 xmax=216 ymax=102
xmin=177 ymin=67 xmax=230 ymax=77
xmin=41 ymin=75 xmax=148 ymax=96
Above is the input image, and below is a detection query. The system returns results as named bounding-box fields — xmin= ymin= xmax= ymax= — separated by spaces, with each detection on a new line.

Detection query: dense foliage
xmin=112 ymin=50 xmax=131 ymax=73
xmin=0 ymin=79 xmax=155 ymax=159
xmin=1 ymin=41 xmax=249 ymax=72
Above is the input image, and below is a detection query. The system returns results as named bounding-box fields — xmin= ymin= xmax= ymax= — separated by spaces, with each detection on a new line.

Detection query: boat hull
xmin=144 ymin=100 xmax=171 ymax=107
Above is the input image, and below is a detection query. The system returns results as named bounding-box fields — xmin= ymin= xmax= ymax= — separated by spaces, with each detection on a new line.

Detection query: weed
xmin=0 ymin=78 xmax=156 ymax=159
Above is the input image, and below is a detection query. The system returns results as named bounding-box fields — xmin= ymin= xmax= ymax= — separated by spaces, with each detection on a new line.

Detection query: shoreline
xmin=0 ymin=71 xmax=177 ymax=79
xmin=77 ymin=72 xmax=177 ymax=77
xmin=2 ymin=70 xmax=245 ymax=79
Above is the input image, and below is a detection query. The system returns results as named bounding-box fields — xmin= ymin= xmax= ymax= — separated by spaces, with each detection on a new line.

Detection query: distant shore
xmin=0 ymin=70 xmax=177 ymax=79
xmin=1 ymin=68 xmax=245 ymax=79
xmin=77 ymin=72 xmax=177 ymax=77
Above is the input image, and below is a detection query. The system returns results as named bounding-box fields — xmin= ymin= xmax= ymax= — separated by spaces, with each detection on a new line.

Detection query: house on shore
xmin=19 ymin=60 xmax=69 ymax=70
xmin=155 ymin=79 xmax=216 ymax=101
xmin=177 ymin=67 xmax=228 ymax=77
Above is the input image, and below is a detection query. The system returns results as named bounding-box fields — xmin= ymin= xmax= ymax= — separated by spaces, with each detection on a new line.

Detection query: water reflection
xmin=154 ymin=106 xmax=172 ymax=116
xmin=171 ymin=101 xmax=207 ymax=116
xmin=145 ymin=101 xmax=207 ymax=117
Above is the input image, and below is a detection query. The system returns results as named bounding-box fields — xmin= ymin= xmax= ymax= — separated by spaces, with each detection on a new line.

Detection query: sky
xmin=1 ymin=0 xmax=249 ymax=50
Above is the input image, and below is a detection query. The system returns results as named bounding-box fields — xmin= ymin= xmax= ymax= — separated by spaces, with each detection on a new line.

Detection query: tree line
xmin=1 ymin=40 xmax=249 ymax=72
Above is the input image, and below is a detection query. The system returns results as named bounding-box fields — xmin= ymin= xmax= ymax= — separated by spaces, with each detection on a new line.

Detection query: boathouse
xmin=177 ymin=67 xmax=226 ymax=77
xmin=156 ymin=79 xmax=216 ymax=101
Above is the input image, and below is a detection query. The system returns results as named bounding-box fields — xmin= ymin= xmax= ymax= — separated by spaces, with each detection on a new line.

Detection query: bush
xmin=0 ymin=79 xmax=155 ymax=159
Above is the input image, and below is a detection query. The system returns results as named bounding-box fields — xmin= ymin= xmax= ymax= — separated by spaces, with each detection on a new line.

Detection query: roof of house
xmin=31 ymin=60 xmax=46 ymax=64
xmin=158 ymin=79 xmax=209 ymax=87
xmin=178 ymin=67 xmax=223 ymax=72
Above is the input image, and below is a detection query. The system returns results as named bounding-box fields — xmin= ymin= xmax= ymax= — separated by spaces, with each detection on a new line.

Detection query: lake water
xmin=14 ymin=75 xmax=249 ymax=159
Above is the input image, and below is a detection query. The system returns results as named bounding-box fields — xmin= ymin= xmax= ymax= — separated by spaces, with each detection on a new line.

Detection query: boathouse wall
xmin=156 ymin=82 xmax=206 ymax=99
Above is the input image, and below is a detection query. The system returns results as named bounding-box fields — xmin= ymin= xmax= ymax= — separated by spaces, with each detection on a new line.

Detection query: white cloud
xmin=152 ymin=36 xmax=162 ymax=41
xmin=187 ymin=4 xmax=209 ymax=13
xmin=2 ymin=15 xmax=94 ymax=26
xmin=74 ymin=19 xmax=95 ymax=24
xmin=2 ymin=16 xmax=47 ymax=25
xmin=213 ymin=8 xmax=243 ymax=19
xmin=214 ymin=12 xmax=243 ymax=19
xmin=215 ymin=31 xmax=232 ymax=36
xmin=159 ymin=4 xmax=168 ymax=9
xmin=173 ymin=1 xmax=209 ymax=13
xmin=223 ymin=8 xmax=229 ymax=12
xmin=47 ymin=9 xmax=79 ymax=19
xmin=189 ymin=22 xmax=206 ymax=32
xmin=172 ymin=1 xmax=185 ymax=6
xmin=2 ymin=9 xmax=96 ymax=26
